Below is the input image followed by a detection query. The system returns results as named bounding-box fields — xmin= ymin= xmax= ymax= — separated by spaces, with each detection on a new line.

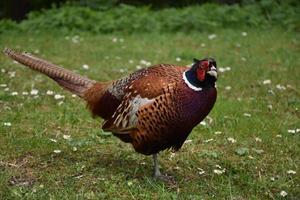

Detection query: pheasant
xmin=3 ymin=48 xmax=218 ymax=178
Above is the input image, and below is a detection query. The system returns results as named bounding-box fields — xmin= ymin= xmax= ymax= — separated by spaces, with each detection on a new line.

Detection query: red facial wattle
xmin=196 ymin=60 xmax=209 ymax=81
xmin=197 ymin=69 xmax=206 ymax=81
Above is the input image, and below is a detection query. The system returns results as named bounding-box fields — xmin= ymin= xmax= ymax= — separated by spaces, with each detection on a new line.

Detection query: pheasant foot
xmin=152 ymin=154 xmax=175 ymax=182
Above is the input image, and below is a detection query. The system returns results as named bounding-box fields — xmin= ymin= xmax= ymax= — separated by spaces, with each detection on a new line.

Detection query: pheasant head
xmin=183 ymin=58 xmax=217 ymax=91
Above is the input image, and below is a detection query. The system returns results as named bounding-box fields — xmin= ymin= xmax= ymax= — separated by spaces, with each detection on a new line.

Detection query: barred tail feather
xmin=3 ymin=48 xmax=96 ymax=97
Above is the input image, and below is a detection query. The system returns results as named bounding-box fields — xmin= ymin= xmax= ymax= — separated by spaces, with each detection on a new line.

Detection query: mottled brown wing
xmin=131 ymin=83 xmax=181 ymax=154
xmin=102 ymin=65 xmax=186 ymax=135
xmin=102 ymin=82 xmax=179 ymax=155
xmin=102 ymin=92 xmax=155 ymax=134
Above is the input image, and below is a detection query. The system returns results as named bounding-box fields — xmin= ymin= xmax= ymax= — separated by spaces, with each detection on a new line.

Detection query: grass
xmin=0 ymin=28 xmax=299 ymax=199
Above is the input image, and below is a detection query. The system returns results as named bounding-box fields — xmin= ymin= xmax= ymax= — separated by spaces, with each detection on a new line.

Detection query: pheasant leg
xmin=152 ymin=154 xmax=162 ymax=177
xmin=152 ymin=154 xmax=175 ymax=183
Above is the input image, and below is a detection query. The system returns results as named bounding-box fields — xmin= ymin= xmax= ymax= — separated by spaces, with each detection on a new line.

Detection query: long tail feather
xmin=3 ymin=48 xmax=96 ymax=97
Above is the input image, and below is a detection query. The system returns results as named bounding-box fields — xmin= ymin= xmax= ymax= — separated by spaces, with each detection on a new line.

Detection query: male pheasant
xmin=3 ymin=48 xmax=218 ymax=178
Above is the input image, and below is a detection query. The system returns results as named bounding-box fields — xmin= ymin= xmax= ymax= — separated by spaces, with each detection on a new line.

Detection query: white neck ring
xmin=182 ymin=70 xmax=202 ymax=91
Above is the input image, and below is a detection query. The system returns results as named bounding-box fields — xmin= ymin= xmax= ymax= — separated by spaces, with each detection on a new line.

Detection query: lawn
xmin=0 ymin=29 xmax=299 ymax=199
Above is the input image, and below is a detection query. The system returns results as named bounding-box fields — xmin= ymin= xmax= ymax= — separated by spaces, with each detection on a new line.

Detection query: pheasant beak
xmin=207 ymin=65 xmax=217 ymax=79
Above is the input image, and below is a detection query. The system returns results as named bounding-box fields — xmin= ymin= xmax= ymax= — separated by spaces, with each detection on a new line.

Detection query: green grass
xmin=0 ymin=29 xmax=299 ymax=199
